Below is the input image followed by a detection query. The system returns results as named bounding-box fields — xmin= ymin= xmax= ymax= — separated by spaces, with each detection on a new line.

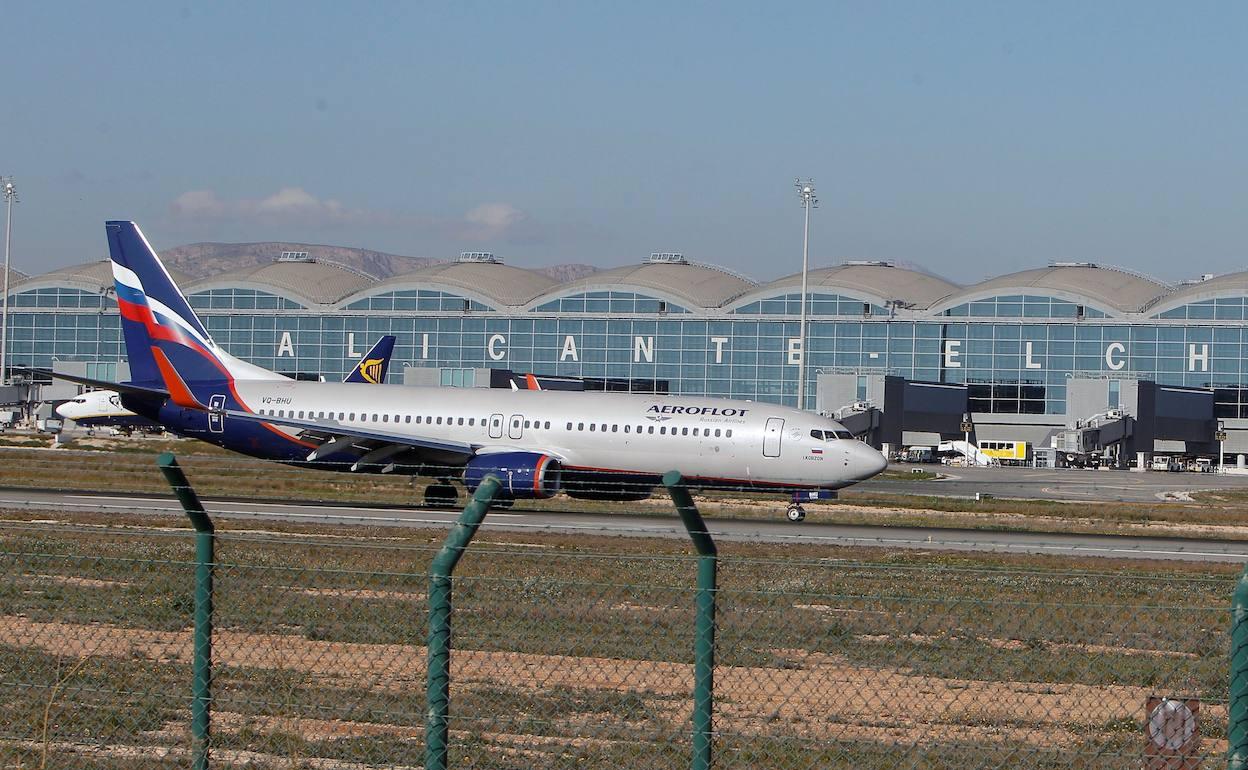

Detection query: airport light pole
xmin=795 ymin=179 xmax=817 ymax=410
xmin=1219 ymin=420 xmax=1227 ymax=474
xmin=1 ymin=177 xmax=17 ymax=386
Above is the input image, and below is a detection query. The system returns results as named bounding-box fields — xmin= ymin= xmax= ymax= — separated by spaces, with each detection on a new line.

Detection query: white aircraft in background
xmin=56 ymin=335 xmax=398 ymax=433
xmin=46 ymin=221 xmax=886 ymax=521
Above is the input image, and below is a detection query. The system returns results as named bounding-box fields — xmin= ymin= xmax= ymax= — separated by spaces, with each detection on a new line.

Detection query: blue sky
xmin=3 ymin=2 xmax=1246 ymax=282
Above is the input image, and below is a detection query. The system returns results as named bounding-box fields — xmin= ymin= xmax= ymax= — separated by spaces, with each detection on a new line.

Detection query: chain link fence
xmin=0 ymin=511 xmax=1236 ymax=769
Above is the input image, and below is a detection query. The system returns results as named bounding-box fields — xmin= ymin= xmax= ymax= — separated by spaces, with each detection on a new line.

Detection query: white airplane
xmin=56 ymin=335 xmax=398 ymax=432
xmin=47 ymin=221 xmax=886 ymax=521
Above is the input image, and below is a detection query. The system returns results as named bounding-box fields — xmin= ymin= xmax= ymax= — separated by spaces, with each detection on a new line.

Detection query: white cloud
xmin=170 ymin=187 xmax=374 ymax=226
xmin=171 ymin=190 xmax=227 ymax=218
xmin=459 ymin=202 xmax=527 ymax=241
xmin=169 ymin=188 xmax=532 ymax=242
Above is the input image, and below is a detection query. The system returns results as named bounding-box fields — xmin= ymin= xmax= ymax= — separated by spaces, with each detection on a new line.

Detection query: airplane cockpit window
xmin=811 ymin=429 xmax=853 ymax=441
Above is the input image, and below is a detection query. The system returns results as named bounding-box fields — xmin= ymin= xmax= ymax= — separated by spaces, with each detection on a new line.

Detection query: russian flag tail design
xmin=106 ymin=220 xmax=231 ymax=399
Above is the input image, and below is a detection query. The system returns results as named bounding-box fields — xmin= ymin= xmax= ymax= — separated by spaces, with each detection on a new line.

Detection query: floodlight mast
xmin=1 ymin=178 xmax=17 ymax=386
xmin=795 ymin=179 xmax=817 ymax=410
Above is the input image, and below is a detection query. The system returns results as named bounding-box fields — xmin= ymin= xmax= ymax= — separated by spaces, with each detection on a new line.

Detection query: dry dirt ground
xmin=2 ymin=614 xmax=1220 ymax=754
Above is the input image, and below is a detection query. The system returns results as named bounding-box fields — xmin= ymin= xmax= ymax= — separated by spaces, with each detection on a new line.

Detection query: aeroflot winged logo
xmin=646 ymin=404 xmax=750 ymax=421
xmin=359 ymin=358 xmax=385 ymax=384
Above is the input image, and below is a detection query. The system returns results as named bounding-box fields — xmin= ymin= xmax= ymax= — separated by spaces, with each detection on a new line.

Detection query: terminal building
xmin=4 ymin=250 xmax=1248 ymax=462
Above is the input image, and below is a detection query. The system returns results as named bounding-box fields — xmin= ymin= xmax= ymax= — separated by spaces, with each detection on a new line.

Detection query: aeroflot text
xmin=647 ymin=405 xmax=749 ymax=417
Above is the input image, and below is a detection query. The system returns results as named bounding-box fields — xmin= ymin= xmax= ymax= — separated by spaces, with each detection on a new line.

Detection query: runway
xmin=866 ymin=464 xmax=1248 ymax=502
xmin=3 ymin=487 xmax=1247 ymax=563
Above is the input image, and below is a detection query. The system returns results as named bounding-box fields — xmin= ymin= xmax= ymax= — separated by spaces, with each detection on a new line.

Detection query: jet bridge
xmin=1054 ymin=409 xmax=1135 ymax=459
xmin=1062 ymin=379 xmax=1217 ymax=464
xmin=818 ymin=375 xmax=969 ymax=452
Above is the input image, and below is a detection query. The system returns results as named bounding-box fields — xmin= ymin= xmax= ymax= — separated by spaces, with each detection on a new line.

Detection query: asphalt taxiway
xmin=866 ymin=464 xmax=1248 ymax=503
xmin=2 ymin=487 xmax=1247 ymax=563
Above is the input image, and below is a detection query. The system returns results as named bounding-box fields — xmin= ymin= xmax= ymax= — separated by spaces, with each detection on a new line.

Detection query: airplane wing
xmin=224 ymin=409 xmax=569 ymax=473
xmin=224 ymin=408 xmax=474 ymax=454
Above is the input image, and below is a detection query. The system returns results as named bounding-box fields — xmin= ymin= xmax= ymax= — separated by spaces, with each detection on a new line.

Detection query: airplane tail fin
xmin=343 ymin=335 xmax=396 ymax=384
xmin=106 ymin=221 xmax=233 ymax=404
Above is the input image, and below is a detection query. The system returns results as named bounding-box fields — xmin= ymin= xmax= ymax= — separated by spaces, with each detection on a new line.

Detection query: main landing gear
xmin=423 ymin=482 xmax=459 ymax=508
xmin=421 ymin=480 xmax=515 ymax=510
xmin=786 ymin=503 xmax=806 ymax=523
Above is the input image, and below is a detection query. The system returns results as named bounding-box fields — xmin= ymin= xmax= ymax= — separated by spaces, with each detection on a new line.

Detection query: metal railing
xmin=0 ymin=452 xmax=1240 ymax=769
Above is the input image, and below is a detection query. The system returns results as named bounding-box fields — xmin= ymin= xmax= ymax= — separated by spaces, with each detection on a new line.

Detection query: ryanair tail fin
xmin=343 ymin=335 xmax=396 ymax=384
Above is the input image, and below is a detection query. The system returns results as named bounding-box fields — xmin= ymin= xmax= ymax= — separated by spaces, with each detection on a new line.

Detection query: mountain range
xmin=158 ymin=242 xmax=601 ymax=283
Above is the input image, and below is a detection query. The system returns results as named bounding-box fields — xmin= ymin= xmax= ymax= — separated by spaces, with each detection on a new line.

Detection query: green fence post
xmin=662 ymin=471 xmax=717 ymax=770
xmin=1230 ymin=564 xmax=1248 ymax=770
xmin=157 ymin=452 xmax=214 ymax=770
xmin=426 ymin=476 xmax=501 ymax=770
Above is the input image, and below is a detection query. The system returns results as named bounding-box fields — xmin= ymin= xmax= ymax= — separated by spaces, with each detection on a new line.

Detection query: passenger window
xmin=714 ymin=429 xmax=721 ymax=438
xmin=436 ymin=417 xmax=443 ymax=425
xmin=624 ymin=425 xmax=631 ymax=433
xmin=660 ymin=427 xmax=667 ymax=435
xmin=524 ymin=420 xmax=531 ymax=428
xmin=726 ymin=429 xmax=733 ymax=438
xmin=681 ymin=427 xmax=689 ymax=436
xmin=348 ymin=412 xmax=355 ymax=421
xmin=383 ymin=414 xmax=389 ymax=422
xmin=611 ymin=425 xmax=618 ymax=432
xmin=545 ymin=421 xmax=551 ymax=429
xmin=648 ymin=426 xmax=655 ymax=434
xmin=567 ymin=422 xmax=573 ymax=430
xmin=589 ymin=424 xmax=596 ymax=432
xmin=600 ymin=424 xmax=607 ymax=432
xmin=458 ymin=417 xmax=465 ymax=426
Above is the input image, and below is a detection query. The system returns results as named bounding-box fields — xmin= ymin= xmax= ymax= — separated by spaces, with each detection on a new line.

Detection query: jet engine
xmin=463 ymin=452 xmax=562 ymax=499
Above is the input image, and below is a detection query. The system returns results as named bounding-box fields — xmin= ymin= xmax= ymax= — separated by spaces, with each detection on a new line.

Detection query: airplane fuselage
xmin=138 ymin=381 xmax=886 ymax=491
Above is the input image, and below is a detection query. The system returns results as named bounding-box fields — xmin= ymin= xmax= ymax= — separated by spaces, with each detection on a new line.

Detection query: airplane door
xmin=763 ymin=417 xmax=784 ymax=458
xmin=208 ymin=394 xmax=226 ymax=434
xmin=508 ymin=414 xmax=523 ymax=440
xmin=488 ymin=413 xmax=504 ymax=439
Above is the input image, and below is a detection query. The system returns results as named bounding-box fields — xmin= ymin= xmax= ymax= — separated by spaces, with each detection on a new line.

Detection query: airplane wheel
xmin=786 ymin=504 xmax=806 ymax=523
xmin=423 ymin=483 xmax=459 ymax=508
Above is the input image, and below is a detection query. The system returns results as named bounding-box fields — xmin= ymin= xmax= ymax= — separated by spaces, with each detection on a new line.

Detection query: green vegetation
xmin=3 ymin=437 xmax=1248 ymax=541
xmin=0 ymin=510 xmax=1234 ymax=768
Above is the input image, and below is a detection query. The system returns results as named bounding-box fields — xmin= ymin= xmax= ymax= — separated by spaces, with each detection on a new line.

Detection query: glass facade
xmin=9 ymin=283 xmax=1248 ymax=416
xmin=343 ymin=290 xmax=491 ymax=313
xmin=533 ymin=291 xmax=689 ymax=314
xmin=731 ymin=292 xmax=889 ymax=317
xmin=188 ymin=289 xmax=304 ymax=310
xmin=941 ymin=295 xmax=1108 ymax=319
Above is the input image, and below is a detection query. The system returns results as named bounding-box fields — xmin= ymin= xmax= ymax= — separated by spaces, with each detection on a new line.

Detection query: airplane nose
xmin=852 ymin=443 xmax=888 ymax=480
